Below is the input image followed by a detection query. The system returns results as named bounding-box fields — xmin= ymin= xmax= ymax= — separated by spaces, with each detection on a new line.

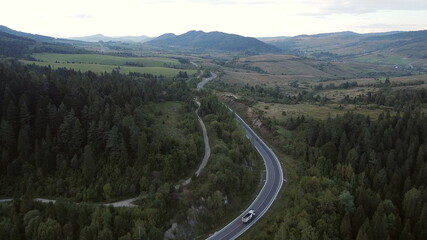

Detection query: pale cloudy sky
xmin=1 ymin=0 xmax=427 ymax=38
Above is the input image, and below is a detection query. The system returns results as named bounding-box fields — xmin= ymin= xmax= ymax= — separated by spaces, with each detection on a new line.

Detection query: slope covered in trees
xmin=0 ymin=27 xmax=90 ymax=58
xmin=0 ymin=61 xmax=262 ymax=239
xmin=242 ymin=90 xmax=427 ymax=240
xmin=162 ymin=93 xmax=261 ymax=238
xmin=0 ymin=60 xmax=201 ymax=201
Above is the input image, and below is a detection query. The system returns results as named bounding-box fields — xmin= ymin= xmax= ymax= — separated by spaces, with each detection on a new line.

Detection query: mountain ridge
xmin=147 ymin=30 xmax=282 ymax=54
xmin=257 ymin=30 xmax=406 ymax=42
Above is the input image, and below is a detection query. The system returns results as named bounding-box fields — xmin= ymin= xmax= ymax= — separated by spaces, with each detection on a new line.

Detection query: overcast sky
xmin=1 ymin=0 xmax=427 ymax=38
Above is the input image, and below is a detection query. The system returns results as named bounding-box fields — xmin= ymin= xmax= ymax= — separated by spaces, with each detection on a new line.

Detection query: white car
xmin=241 ymin=210 xmax=255 ymax=223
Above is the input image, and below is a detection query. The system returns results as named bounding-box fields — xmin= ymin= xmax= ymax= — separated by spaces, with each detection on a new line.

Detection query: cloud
xmin=142 ymin=0 xmax=175 ymax=4
xmin=302 ymin=0 xmax=427 ymax=15
xmin=70 ymin=14 xmax=93 ymax=19
xmin=187 ymin=0 xmax=277 ymax=5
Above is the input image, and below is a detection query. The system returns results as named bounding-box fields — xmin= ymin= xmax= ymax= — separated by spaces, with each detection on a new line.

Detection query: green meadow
xmin=24 ymin=53 xmax=197 ymax=77
xmin=32 ymin=53 xmax=180 ymax=67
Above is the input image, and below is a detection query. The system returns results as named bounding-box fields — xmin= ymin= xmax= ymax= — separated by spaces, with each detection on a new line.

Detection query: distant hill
xmin=257 ymin=36 xmax=289 ymax=42
xmin=147 ymin=30 xmax=281 ymax=54
xmin=262 ymin=30 xmax=427 ymax=68
xmin=0 ymin=26 xmax=90 ymax=57
xmin=0 ymin=25 xmax=56 ymax=42
xmin=70 ymin=34 xmax=152 ymax=43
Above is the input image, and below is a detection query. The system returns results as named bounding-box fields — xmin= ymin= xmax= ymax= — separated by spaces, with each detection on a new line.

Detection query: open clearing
xmin=150 ymin=101 xmax=185 ymax=138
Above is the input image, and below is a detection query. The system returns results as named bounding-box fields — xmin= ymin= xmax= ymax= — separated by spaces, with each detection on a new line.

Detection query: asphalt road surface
xmin=206 ymin=108 xmax=284 ymax=240
xmin=197 ymin=72 xmax=218 ymax=90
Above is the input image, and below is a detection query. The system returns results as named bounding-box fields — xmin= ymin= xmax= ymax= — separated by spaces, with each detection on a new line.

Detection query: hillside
xmin=263 ymin=30 xmax=427 ymax=69
xmin=0 ymin=30 xmax=36 ymax=57
xmin=0 ymin=60 xmax=261 ymax=240
xmin=0 ymin=25 xmax=56 ymax=42
xmin=147 ymin=30 xmax=281 ymax=54
xmin=0 ymin=30 xmax=89 ymax=57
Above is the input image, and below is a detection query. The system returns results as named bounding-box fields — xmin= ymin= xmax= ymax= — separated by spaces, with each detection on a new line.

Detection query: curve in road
xmin=197 ymin=72 xmax=218 ymax=90
xmin=1 ymin=70 xmax=284 ymax=240
xmin=206 ymin=108 xmax=284 ymax=240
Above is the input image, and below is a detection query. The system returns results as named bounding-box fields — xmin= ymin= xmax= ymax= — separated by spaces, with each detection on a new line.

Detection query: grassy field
xmin=32 ymin=53 xmax=180 ymax=67
xmin=22 ymin=59 xmax=197 ymax=77
xmin=222 ymin=70 xmax=299 ymax=86
xmin=253 ymin=101 xmax=391 ymax=121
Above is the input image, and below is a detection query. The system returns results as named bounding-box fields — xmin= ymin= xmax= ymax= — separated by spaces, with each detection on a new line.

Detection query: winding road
xmin=1 ymin=69 xmax=285 ymax=240
xmin=206 ymin=108 xmax=284 ymax=240
xmin=195 ymin=71 xmax=285 ymax=239
xmin=197 ymin=72 xmax=218 ymax=90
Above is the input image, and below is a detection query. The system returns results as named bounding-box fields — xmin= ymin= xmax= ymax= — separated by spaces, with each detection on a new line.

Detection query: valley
xmin=0 ymin=24 xmax=426 ymax=240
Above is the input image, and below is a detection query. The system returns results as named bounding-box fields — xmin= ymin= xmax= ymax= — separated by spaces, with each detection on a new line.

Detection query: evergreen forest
xmin=0 ymin=60 xmax=260 ymax=239
xmin=242 ymin=90 xmax=427 ymax=240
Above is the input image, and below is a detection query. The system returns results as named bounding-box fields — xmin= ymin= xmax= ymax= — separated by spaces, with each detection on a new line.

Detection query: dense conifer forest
xmin=0 ymin=60 xmax=199 ymax=201
xmin=0 ymin=61 xmax=260 ymax=239
xmin=244 ymin=91 xmax=427 ymax=240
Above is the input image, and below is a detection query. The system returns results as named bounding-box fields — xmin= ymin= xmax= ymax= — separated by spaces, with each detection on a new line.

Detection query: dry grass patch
xmin=222 ymin=70 xmax=316 ymax=88
xmin=253 ymin=102 xmax=390 ymax=121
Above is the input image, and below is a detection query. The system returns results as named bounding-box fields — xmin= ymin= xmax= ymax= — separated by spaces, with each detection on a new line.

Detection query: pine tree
xmin=82 ymin=144 xmax=96 ymax=182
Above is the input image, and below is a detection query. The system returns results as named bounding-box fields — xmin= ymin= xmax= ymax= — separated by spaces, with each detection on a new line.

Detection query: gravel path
xmin=182 ymin=99 xmax=211 ymax=186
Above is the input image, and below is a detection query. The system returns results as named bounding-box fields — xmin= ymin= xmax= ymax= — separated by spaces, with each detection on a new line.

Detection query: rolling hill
xmin=147 ymin=30 xmax=281 ymax=54
xmin=261 ymin=30 xmax=427 ymax=69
